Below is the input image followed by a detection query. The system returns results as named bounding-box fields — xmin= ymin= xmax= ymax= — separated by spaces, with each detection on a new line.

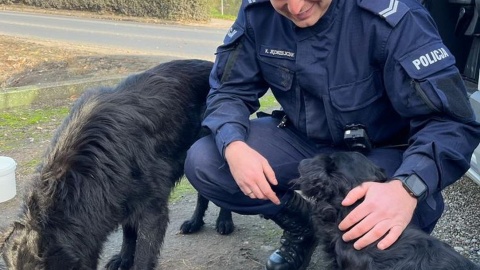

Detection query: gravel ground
xmin=432 ymin=176 xmax=480 ymax=263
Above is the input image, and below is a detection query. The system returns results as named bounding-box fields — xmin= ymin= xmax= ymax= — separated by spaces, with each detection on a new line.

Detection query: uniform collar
xmin=294 ymin=0 xmax=341 ymax=41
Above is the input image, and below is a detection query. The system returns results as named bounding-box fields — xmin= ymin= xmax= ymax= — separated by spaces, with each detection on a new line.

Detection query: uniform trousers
xmin=185 ymin=116 xmax=440 ymax=233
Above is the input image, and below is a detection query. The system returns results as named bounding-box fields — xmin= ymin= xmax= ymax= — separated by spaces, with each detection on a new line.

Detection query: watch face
xmin=405 ymin=174 xmax=427 ymax=197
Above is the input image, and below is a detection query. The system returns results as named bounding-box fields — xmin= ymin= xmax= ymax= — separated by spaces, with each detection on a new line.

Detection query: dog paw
xmin=216 ymin=218 xmax=234 ymax=235
xmin=105 ymin=254 xmax=133 ymax=270
xmin=179 ymin=219 xmax=205 ymax=234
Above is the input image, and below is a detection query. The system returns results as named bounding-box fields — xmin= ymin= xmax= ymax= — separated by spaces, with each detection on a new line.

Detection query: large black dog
xmin=0 ymin=59 xmax=218 ymax=269
xmin=296 ymin=152 xmax=480 ymax=270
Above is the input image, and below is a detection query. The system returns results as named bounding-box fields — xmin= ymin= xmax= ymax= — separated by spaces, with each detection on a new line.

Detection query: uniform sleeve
xmin=383 ymin=7 xmax=480 ymax=204
xmin=202 ymin=5 xmax=270 ymax=158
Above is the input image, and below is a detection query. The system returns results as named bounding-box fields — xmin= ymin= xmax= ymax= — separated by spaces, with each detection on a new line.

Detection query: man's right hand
xmin=224 ymin=141 xmax=281 ymax=205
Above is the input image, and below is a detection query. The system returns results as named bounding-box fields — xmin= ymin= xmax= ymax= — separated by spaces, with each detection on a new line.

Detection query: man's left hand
xmin=338 ymin=180 xmax=417 ymax=250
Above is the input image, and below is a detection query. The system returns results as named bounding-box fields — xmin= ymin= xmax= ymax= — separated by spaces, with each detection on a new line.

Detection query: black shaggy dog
xmin=0 ymin=59 xmax=217 ymax=270
xmin=295 ymin=152 xmax=480 ymax=270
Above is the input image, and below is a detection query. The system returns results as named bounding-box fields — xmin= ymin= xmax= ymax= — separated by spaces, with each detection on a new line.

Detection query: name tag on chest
xmin=260 ymin=45 xmax=296 ymax=60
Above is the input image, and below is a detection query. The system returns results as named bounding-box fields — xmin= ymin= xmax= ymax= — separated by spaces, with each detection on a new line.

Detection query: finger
xmin=265 ymin=191 xmax=280 ymax=205
xmin=377 ymin=225 xmax=404 ymax=250
xmin=341 ymin=182 xmax=371 ymax=206
xmin=351 ymin=220 xmax=391 ymax=250
xmin=246 ymin=183 xmax=263 ymax=198
xmin=252 ymin=174 xmax=279 ymax=204
xmin=262 ymin=160 xmax=278 ymax=186
xmin=341 ymin=211 xmax=375 ymax=241
xmin=240 ymin=181 xmax=259 ymax=197
xmin=242 ymin=176 xmax=280 ymax=204
xmin=237 ymin=183 xmax=252 ymax=196
xmin=338 ymin=202 xmax=372 ymax=231
xmin=262 ymin=186 xmax=280 ymax=205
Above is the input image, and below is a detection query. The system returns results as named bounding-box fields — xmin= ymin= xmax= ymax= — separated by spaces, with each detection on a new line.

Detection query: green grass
xmin=210 ymin=10 xmax=237 ymax=20
xmin=209 ymin=1 xmax=238 ymax=21
xmin=171 ymin=178 xmax=197 ymax=202
xmin=1 ymin=106 xmax=69 ymax=129
xmin=0 ymin=105 xmax=70 ymax=152
xmin=259 ymin=92 xmax=279 ymax=109
xmin=23 ymin=158 xmax=42 ymax=168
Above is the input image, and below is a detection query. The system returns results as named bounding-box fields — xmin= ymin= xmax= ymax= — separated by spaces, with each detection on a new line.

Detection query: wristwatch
xmin=395 ymin=173 xmax=428 ymax=200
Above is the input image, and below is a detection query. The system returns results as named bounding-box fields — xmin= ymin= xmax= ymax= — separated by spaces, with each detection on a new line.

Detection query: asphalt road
xmin=0 ymin=10 xmax=229 ymax=60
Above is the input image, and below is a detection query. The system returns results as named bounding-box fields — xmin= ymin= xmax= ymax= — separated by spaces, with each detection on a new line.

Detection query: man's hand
xmin=338 ymin=180 xmax=417 ymax=250
xmin=224 ymin=141 xmax=280 ymax=205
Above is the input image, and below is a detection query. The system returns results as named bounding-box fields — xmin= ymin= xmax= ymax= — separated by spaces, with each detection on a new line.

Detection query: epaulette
xmin=358 ymin=0 xmax=410 ymax=27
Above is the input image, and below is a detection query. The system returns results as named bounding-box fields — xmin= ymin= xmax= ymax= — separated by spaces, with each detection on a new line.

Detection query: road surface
xmin=0 ymin=10 xmax=229 ymax=60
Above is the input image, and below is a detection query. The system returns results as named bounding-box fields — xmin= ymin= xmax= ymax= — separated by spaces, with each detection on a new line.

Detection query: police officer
xmin=185 ymin=0 xmax=480 ymax=269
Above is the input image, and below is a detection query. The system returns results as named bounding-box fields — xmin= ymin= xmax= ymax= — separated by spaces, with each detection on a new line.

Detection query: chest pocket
xmin=327 ymin=70 xmax=396 ymax=143
xmin=258 ymin=56 xmax=298 ymax=117
xmin=330 ymin=71 xmax=382 ymax=111
xmin=258 ymin=58 xmax=295 ymax=92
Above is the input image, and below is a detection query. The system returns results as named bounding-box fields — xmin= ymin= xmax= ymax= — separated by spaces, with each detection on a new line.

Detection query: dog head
xmin=1 ymin=220 xmax=42 ymax=270
xmin=1 ymin=190 xmax=45 ymax=270
xmin=294 ymin=152 xmax=386 ymax=204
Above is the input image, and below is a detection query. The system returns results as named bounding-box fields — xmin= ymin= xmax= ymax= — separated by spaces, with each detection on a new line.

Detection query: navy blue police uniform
xmin=185 ymin=0 xmax=480 ymax=232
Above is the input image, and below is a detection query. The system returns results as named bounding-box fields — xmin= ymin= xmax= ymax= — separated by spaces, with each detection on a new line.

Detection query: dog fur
xmin=0 ymin=59 xmax=215 ymax=270
xmin=295 ymin=151 xmax=480 ymax=270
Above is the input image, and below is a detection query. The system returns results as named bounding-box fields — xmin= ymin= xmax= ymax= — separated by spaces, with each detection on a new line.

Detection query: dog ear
xmin=294 ymin=155 xmax=343 ymax=202
xmin=297 ymin=154 xmax=337 ymax=176
xmin=312 ymin=201 xmax=337 ymax=223
xmin=331 ymin=152 xmax=387 ymax=184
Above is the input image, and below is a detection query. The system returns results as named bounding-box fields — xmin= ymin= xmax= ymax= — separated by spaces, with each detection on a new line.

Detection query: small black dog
xmin=0 ymin=59 xmax=215 ymax=269
xmin=296 ymin=152 xmax=480 ymax=270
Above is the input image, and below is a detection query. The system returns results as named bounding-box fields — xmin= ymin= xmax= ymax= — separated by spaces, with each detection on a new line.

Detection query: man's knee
xmin=185 ymin=135 xmax=221 ymax=182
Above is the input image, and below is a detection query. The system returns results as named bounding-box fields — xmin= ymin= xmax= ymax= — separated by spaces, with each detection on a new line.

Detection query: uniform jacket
xmin=203 ymin=0 xmax=480 ymax=225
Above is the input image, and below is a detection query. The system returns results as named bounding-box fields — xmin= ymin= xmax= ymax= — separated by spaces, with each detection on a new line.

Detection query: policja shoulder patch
xmin=398 ymin=42 xmax=474 ymax=121
xmin=399 ymin=42 xmax=454 ymax=80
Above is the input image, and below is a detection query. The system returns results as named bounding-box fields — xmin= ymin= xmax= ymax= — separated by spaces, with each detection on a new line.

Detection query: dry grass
xmin=0 ymin=35 xmax=164 ymax=88
xmin=0 ymin=35 xmax=80 ymax=87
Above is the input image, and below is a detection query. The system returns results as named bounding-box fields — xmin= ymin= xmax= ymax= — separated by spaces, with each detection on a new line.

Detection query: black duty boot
xmin=265 ymin=191 xmax=317 ymax=270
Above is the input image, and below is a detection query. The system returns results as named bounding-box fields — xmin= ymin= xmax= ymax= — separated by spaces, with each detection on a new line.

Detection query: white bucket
xmin=0 ymin=156 xmax=17 ymax=203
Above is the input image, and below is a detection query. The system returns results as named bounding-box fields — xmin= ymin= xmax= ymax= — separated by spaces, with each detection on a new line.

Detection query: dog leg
xmin=179 ymin=193 xmax=209 ymax=234
xmin=180 ymin=193 xmax=235 ymax=235
xmin=131 ymin=204 xmax=169 ymax=270
xmin=216 ymin=207 xmax=234 ymax=235
xmin=105 ymin=224 xmax=137 ymax=270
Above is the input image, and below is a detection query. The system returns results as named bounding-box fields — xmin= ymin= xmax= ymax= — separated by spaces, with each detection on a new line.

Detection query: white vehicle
xmin=467 ymin=91 xmax=480 ymax=185
xmin=425 ymin=0 xmax=480 ymax=185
